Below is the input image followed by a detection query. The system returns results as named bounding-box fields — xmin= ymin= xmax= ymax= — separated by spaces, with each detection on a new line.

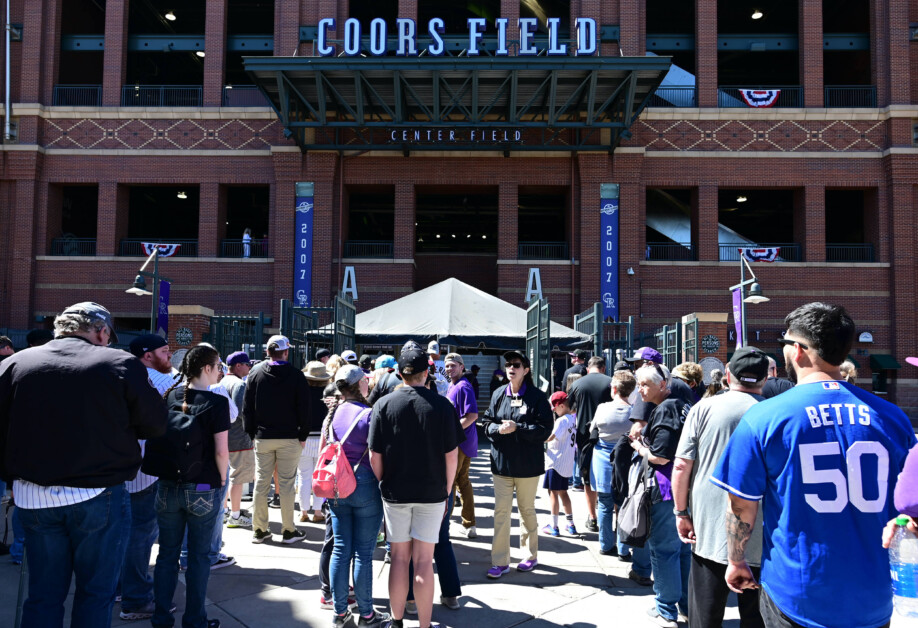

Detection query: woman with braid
xmin=142 ymin=345 xmax=230 ymax=628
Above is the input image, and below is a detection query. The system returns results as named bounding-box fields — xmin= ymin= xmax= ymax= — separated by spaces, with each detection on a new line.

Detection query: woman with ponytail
xmin=143 ymin=345 xmax=230 ymax=628
xmin=322 ymin=365 xmax=390 ymax=627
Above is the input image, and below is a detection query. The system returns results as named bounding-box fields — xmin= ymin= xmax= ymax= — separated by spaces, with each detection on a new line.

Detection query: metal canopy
xmin=243 ymin=55 xmax=670 ymax=152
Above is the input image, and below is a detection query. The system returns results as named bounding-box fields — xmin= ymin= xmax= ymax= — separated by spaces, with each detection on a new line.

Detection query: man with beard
xmin=119 ymin=334 xmax=176 ymax=620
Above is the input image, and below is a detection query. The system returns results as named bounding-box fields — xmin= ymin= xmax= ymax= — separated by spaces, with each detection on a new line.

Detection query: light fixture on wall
xmin=196 ymin=51 xmax=205 ymax=58
xmin=165 ymin=10 xmax=176 ymax=21
xmin=736 ymin=195 xmax=747 ymax=203
xmin=751 ymin=9 xmax=763 ymax=19
xmin=177 ymin=191 xmax=187 ymax=200
xmin=627 ymin=267 xmax=635 ymax=275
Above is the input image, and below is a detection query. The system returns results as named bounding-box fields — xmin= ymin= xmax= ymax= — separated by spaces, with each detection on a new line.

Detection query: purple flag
xmin=732 ymin=287 xmax=744 ymax=348
xmin=157 ymin=280 xmax=170 ymax=337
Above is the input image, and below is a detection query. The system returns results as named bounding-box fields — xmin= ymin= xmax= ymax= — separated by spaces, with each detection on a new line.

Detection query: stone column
xmin=694 ymin=184 xmax=719 ymax=261
xmin=96 ymin=181 xmax=129 ymax=256
xmin=203 ymin=0 xmax=228 ymax=106
xmin=695 ymin=0 xmax=717 ymax=107
xmin=394 ymin=181 xmax=416 ymax=260
xmin=794 ymin=185 xmax=825 ymax=262
xmin=799 ymin=0 xmax=823 ymax=107
xmin=102 ymin=0 xmax=130 ymax=106
xmin=198 ymin=183 xmax=223 ymax=257
xmin=497 ymin=181 xmax=518 ymax=260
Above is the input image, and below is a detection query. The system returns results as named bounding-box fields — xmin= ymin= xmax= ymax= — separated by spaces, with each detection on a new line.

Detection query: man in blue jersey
xmin=711 ymin=302 xmax=916 ymax=628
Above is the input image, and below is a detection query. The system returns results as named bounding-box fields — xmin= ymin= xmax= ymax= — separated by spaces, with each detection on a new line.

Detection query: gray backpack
xmin=617 ymin=456 xmax=653 ymax=548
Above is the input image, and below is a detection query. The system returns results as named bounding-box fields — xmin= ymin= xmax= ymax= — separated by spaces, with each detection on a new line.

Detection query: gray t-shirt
xmin=675 ymin=390 xmax=764 ymax=566
xmin=591 ymin=402 xmax=632 ymax=442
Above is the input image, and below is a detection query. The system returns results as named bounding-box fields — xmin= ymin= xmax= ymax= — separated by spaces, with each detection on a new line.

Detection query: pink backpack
xmin=312 ymin=408 xmax=370 ymax=501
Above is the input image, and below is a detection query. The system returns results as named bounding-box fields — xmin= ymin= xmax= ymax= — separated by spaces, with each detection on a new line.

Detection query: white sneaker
xmin=464 ymin=526 xmax=477 ymax=538
xmin=646 ymin=607 xmax=678 ymax=628
xmin=226 ymin=510 xmax=252 ymax=528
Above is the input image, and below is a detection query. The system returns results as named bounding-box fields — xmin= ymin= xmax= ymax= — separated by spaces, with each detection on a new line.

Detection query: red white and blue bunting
xmin=739 ymin=89 xmax=780 ymax=108
xmin=738 ymin=247 xmax=780 ymax=263
xmin=142 ymin=242 xmax=182 ymax=257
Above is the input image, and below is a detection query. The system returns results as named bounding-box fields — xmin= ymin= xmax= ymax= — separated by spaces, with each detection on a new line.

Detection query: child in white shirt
xmin=542 ymin=391 xmax=578 ymax=536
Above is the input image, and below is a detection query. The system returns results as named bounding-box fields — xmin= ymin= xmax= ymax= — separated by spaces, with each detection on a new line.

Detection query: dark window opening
xmin=717 ymin=0 xmax=798 ymax=34
xmin=718 ymin=51 xmax=799 ymax=85
xmin=520 ymin=0 xmax=571 ymax=37
xmin=227 ymin=0 xmax=275 ymax=35
xmin=824 ymin=51 xmax=871 ymax=85
xmin=226 ymin=186 xmax=270 ymax=257
xmin=128 ymin=186 xmax=200 ymax=239
xmin=60 ymin=186 xmax=99 ymax=238
xmin=418 ymin=0 xmax=500 ymax=33
xmin=126 ymin=52 xmax=204 ymax=87
xmin=128 ymin=1 xmax=206 ymax=35
xmin=350 ymin=0 xmax=399 ymax=34
xmin=647 ymin=0 xmax=694 ymax=34
xmin=62 ymin=0 xmax=105 ymax=34
xmin=224 ymin=51 xmax=273 ymax=88
xmin=127 ymin=1 xmax=205 ymax=88
xmin=346 ymin=187 xmax=395 ymax=257
xmin=646 ymin=189 xmax=694 ymax=260
xmin=823 ymin=0 xmax=868 ymax=33
xmin=518 ymin=187 xmax=568 ymax=259
xmin=826 ymin=190 xmax=865 ymax=243
xmin=58 ymin=0 xmax=105 ymax=88
xmin=59 ymin=52 xmax=104 ymax=85
xmin=415 ymin=188 xmax=497 ymax=253
xmin=718 ymin=189 xmax=795 ymax=245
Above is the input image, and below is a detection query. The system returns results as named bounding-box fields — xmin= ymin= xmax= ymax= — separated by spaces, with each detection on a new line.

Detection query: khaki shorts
xmin=228 ymin=449 xmax=255 ymax=485
xmin=383 ymin=500 xmax=446 ymax=544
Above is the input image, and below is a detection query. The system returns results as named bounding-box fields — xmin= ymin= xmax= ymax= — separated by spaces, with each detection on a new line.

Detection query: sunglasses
xmin=505 ymin=362 xmax=524 ymax=369
xmin=652 ymin=363 xmax=666 ymax=380
xmin=777 ymin=337 xmax=810 ymax=350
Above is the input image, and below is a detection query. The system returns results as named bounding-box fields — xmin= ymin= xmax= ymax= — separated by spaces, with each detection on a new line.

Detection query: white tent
xmin=354 ymin=278 xmax=591 ymax=350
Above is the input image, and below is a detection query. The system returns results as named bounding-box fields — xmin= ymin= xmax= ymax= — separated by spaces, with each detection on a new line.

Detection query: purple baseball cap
xmin=625 ymin=347 xmax=663 ymax=364
xmin=227 ymin=351 xmax=252 ymax=366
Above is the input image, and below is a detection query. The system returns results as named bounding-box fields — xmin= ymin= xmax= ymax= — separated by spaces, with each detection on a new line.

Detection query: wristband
xmin=673 ymin=508 xmax=690 ymax=517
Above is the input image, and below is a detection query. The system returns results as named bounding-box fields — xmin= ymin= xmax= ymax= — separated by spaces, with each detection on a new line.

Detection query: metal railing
xmin=717 ymin=86 xmax=803 ymax=108
xmin=647 ymin=86 xmax=697 ymax=108
xmin=52 ymin=85 xmax=102 ymax=106
xmin=827 ymin=243 xmax=875 ymax=262
xmin=824 ymin=85 xmax=877 ymax=108
xmin=50 ymin=237 xmax=97 ymax=256
xmin=221 ymin=239 xmax=269 ymax=258
xmin=646 ymin=242 xmax=696 ymax=261
xmin=121 ymin=85 xmax=203 ymax=107
xmin=719 ymin=242 xmax=802 ymax=262
xmin=119 ymin=239 xmax=198 ymax=257
xmin=222 ymin=85 xmax=270 ymax=107
xmin=518 ymin=241 xmax=569 ymax=260
xmin=343 ymin=240 xmax=394 ymax=258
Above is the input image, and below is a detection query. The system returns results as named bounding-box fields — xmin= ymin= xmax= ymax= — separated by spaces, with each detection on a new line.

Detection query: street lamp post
xmin=729 ymin=255 xmax=769 ymax=348
xmin=126 ymin=248 xmax=173 ymax=334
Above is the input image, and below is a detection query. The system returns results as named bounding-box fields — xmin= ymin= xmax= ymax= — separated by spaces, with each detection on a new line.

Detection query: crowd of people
xmin=0 ymin=300 xmax=916 ymax=628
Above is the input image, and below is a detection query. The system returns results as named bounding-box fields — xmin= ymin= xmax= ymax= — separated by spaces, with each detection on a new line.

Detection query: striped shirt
xmin=13 ymin=480 xmax=103 ymax=510
xmin=126 ymin=366 xmax=177 ymax=493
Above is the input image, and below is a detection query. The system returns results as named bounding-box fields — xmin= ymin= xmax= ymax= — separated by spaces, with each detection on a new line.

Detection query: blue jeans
xmin=10 ymin=505 xmax=25 ymax=562
xmin=648 ymin=499 xmax=691 ymax=621
xmin=597 ymin=491 xmax=616 ymax=553
xmin=408 ymin=488 xmax=461 ymax=600
xmin=329 ymin=467 xmax=384 ymax=616
xmin=153 ymin=481 xmax=221 ymax=628
xmin=18 ymin=484 xmax=128 ymax=628
xmin=120 ymin=483 xmax=158 ymax=611
xmin=208 ymin=470 xmax=229 ymax=565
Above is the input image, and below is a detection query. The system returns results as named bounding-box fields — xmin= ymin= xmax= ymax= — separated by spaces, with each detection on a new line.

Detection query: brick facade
xmin=0 ymin=0 xmax=916 ymax=418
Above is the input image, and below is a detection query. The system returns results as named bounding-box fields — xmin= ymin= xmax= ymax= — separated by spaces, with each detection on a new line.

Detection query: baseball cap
xmin=359 ymin=354 xmax=372 ymax=366
xmin=375 ymin=354 xmax=397 ymax=370
xmin=316 ymin=348 xmax=331 ymax=360
xmin=728 ymin=346 xmax=769 ymax=384
xmin=471 ymin=364 xmax=480 ymax=372
xmin=341 ymin=350 xmax=358 ymax=364
xmin=549 ymin=391 xmax=569 ymax=408
xmin=61 ymin=301 xmax=118 ymax=343
xmin=335 ymin=364 xmax=365 ymax=386
xmin=613 ymin=360 xmax=633 ymax=372
xmin=427 ymin=340 xmax=440 ymax=355
xmin=267 ymin=335 xmax=290 ymax=351
xmin=444 ymin=353 xmax=464 ymax=365
xmin=226 ymin=351 xmax=252 ymax=367
xmin=398 ymin=341 xmax=429 ymax=375
xmin=625 ymin=347 xmax=663 ymax=364
xmin=128 ymin=334 xmax=168 ymax=358
xmin=568 ymin=349 xmax=589 ymax=360
xmin=503 ymin=350 xmax=531 ymax=369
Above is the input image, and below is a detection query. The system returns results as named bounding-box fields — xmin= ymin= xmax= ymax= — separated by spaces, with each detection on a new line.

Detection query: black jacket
xmin=0 ymin=336 xmax=167 ymax=487
xmin=482 ymin=381 xmax=553 ymax=478
xmin=242 ymin=362 xmax=311 ymax=440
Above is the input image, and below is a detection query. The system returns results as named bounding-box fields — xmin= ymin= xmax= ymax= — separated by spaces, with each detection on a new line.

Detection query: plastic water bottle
xmin=890 ymin=515 xmax=918 ymax=618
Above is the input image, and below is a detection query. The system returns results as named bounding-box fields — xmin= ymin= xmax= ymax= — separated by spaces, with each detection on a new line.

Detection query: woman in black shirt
xmin=144 ymin=345 xmax=230 ymax=628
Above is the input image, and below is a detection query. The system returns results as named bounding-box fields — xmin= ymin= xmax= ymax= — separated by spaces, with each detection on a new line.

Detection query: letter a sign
xmin=525 ymin=268 xmax=543 ymax=303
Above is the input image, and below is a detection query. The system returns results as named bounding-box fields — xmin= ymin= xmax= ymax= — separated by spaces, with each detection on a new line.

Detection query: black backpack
xmin=142 ymin=387 xmax=207 ymax=483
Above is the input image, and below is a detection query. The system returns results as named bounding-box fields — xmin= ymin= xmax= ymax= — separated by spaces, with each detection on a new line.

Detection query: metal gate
xmin=654 ymin=323 xmax=682 ymax=370
xmin=280 ymin=295 xmax=356 ymax=370
xmin=574 ymin=304 xmax=635 ymax=361
xmin=526 ymin=298 xmax=551 ymax=392
xmin=207 ymin=313 xmax=266 ymax=362
xmin=682 ymin=319 xmax=698 ymax=364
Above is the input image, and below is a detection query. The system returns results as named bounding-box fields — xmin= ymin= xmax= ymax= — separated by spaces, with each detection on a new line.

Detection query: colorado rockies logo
xmin=296 ymin=200 xmax=313 ymax=213
xmin=602 ymin=293 xmax=615 ymax=309
xmin=296 ymin=290 xmax=309 ymax=307
xmin=600 ymin=202 xmax=618 ymax=215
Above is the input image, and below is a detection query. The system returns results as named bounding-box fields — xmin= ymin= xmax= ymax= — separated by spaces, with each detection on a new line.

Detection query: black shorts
xmin=543 ymin=469 xmax=571 ymax=491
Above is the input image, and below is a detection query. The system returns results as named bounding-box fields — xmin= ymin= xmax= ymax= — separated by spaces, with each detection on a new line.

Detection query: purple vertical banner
xmin=294 ymin=182 xmax=315 ymax=307
xmin=157 ymin=280 xmax=171 ymax=337
xmin=599 ymin=183 xmax=620 ymax=321
xmin=731 ymin=287 xmax=743 ymax=348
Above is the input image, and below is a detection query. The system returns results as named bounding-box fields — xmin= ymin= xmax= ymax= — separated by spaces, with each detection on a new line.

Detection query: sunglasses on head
xmin=777 ymin=337 xmax=810 ymax=350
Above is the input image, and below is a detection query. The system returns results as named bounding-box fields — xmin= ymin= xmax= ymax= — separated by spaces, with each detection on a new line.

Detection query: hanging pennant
xmin=141 ymin=242 xmax=181 ymax=257
xmin=738 ymin=247 xmax=780 ymax=263
xmin=739 ymin=89 xmax=780 ymax=107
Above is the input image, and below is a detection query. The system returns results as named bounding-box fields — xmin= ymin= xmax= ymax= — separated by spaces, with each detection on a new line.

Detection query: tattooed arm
xmin=724 ymin=492 xmax=760 ymax=593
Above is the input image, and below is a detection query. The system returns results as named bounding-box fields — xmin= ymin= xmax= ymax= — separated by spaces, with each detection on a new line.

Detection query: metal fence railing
xmin=518 ymin=241 xmax=569 ymax=260
xmin=50 ymin=238 xmax=97 ymax=256
xmin=646 ymin=242 xmax=696 ymax=261
xmin=52 ymin=85 xmax=102 ymax=106
xmin=718 ymin=86 xmax=803 ymax=108
xmin=222 ymin=85 xmax=270 ymax=107
xmin=119 ymin=239 xmax=198 ymax=257
xmin=827 ymin=243 xmax=875 ymax=262
xmin=121 ymin=85 xmax=203 ymax=107
xmin=824 ymin=85 xmax=877 ymax=108
xmin=221 ymin=239 xmax=269 ymax=258
xmin=647 ymin=86 xmax=697 ymax=108
xmin=343 ymin=240 xmax=394 ymax=258
xmin=719 ymin=242 xmax=802 ymax=262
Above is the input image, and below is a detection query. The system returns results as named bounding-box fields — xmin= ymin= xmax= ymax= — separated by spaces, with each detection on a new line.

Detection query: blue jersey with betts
xmin=711 ymin=380 xmax=916 ymax=628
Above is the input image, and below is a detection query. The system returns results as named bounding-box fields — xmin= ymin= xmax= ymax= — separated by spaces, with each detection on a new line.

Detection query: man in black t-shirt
xmin=568 ymin=356 xmax=612 ymax=531
xmin=761 ymin=355 xmax=794 ymax=399
xmin=369 ymin=341 xmax=463 ymax=628
xmin=561 ymin=349 xmax=588 ymax=393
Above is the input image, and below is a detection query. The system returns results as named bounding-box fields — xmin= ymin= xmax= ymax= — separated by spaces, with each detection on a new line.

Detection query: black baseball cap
xmin=728 ymin=346 xmax=770 ymax=384
xmin=503 ymin=350 xmax=531 ymax=369
xmin=613 ymin=360 xmax=633 ymax=372
xmin=398 ymin=340 xmax=429 ymax=375
xmin=568 ymin=349 xmax=589 ymax=360
xmin=61 ymin=302 xmax=119 ymax=343
xmin=316 ymin=348 xmax=331 ymax=360
xmin=129 ymin=334 xmax=168 ymax=358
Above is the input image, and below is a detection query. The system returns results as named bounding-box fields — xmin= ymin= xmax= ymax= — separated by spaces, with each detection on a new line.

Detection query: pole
xmin=739 ymin=258 xmax=747 ymax=348
xmin=150 ymin=250 xmax=159 ymax=333
xmin=5 ymin=0 xmax=11 ymax=141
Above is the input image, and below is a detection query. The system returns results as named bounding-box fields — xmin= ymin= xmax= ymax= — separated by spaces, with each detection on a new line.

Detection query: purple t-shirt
xmin=896 ymin=443 xmax=918 ymax=517
xmin=447 ymin=378 xmax=479 ymax=458
xmin=330 ymin=401 xmax=372 ymax=470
